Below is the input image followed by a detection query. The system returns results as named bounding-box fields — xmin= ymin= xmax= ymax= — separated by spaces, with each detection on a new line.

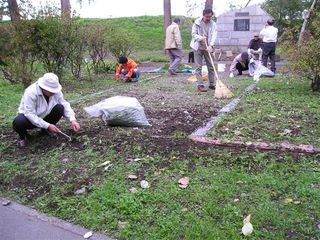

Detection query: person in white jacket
xmin=12 ymin=73 xmax=80 ymax=147
xmin=190 ymin=8 xmax=217 ymax=92
xmin=260 ymin=19 xmax=278 ymax=73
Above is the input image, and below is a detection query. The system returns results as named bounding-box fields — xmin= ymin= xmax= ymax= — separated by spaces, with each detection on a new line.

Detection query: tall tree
xmin=298 ymin=0 xmax=317 ymax=45
xmin=7 ymin=0 xmax=20 ymax=21
xmin=60 ymin=0 xmax=94 ymax=18
xmin=262 ymin=0 xmax=314 ymax=34
xmin=60 ymin=0 xmax=71 ymax=18
xmin=164 ymin=0 xmax=172 ymax=31
xmin=205 ymin=0 xmax=213 ymax=9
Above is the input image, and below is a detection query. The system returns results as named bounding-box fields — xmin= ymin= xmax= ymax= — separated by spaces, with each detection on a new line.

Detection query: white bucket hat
xmin=38 ymin=73 xmax=62 ymax=93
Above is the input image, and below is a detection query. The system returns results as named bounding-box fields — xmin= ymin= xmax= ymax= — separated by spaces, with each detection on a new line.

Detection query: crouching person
xmin=115 ymin=56 xmax=140 ymax=82
xmin=229 ymin=52 xmax=254 ymax=77
xmin=12 ymin=73 xmax=81 ymax=147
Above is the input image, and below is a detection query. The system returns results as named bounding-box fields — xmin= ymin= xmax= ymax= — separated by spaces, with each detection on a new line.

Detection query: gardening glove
xmin=207 ymin=46 xmax=213 ymax=53
xmin=229 ymin=72 xmax=234 ymax=78
xmin=115 ymin=74 xmax=120 ymax=80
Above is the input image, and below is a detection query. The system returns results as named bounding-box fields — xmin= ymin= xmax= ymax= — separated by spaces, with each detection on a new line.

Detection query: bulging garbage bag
xmin=249 ymin=60 xmax=275 ymax=77
xmin=84 ymin=96 xmax=150 ymax=127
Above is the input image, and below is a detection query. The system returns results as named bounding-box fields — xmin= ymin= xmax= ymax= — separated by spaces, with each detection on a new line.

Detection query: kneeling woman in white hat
xmin=12 ymin=73 xmax=80 ymax=147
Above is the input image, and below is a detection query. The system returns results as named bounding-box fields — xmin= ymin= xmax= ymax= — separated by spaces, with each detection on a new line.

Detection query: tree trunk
xmin=163 ymin=0 xmax=171 ymax=52
xmin=7 ymin=0 xmax=20 ymax=21
xmin=61 ymin=0 xmax=71 ymax=18
xmin=205 ymin=0 xmax=213 ymax=9
xmin=311 ymin=75 xmax=320 ymax=91
xmin=298 ymin=0 xmax=317 ymax=45
xmin=163 ymin=0 xmax=171 ymax=31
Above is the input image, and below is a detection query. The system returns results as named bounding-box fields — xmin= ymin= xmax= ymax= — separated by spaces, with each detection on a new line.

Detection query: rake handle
xmin=203 ymin=38 xmax=220 ymax=81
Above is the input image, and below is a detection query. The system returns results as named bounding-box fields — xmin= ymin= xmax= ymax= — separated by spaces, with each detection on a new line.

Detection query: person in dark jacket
xmin=248 ymin=33 xmax=263 ymax=61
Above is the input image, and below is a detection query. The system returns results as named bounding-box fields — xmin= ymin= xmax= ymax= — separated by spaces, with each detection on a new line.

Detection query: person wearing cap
xmin=260 ymin=19 xmax=278 ymax=73
xmin=229 ymin=52 xmax=255 ymax=77
xmin=165 ymin=17 xmax=183 ymax=76
xmin=12 ymin=73 xmax=80 ymax=147
xmin=248 ymin=33 xmax=263 ymax=62
xmin=115 ymin=56 xmax=140 ymax=82
xmin=190 ymin=8 xmax=217 ymax=92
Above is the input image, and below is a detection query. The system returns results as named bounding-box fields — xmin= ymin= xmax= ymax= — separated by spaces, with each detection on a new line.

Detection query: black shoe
xmin=209 ymin=86 xmax=215 ymax=90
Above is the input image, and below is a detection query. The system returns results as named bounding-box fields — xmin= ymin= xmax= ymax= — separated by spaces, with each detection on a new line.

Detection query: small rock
xmin=2 ymin=200 xmax=11 ymax=206
xmin=75 ymin=187 xmax=86 ymax=195
xmin=62 ymin=158 xmax=69 ymax=163
xmin=83 ymin=231 xmax=93 ymax=239
xmin=140 ymin=180 xmax=149 ymax=189
xmin=234 ymin=198 xmax=240 ymax=202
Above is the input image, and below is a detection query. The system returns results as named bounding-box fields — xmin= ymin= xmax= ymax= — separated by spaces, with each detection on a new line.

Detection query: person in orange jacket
xmin=115 ymin=56 xmax=140 ymax=82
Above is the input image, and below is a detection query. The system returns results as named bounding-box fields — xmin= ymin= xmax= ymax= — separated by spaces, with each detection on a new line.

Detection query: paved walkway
xmin=0 ymin=198 xmax=112 ymax=240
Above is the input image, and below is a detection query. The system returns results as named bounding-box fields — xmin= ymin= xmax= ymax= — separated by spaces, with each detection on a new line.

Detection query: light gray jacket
xmin=190 ymin=17 xmax=217 ymax=51
xmin=18 ymin=81 xmax=76 ymax=129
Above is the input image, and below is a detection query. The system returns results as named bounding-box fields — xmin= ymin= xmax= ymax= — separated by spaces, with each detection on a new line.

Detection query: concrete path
xmin=0 ymin=198 xmax=112 ymax=240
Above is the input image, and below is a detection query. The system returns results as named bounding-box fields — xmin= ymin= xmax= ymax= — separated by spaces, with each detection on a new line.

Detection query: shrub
xmin=106 ymin=28 xmax=138 ymax=58
xmin=85 ymin=24 xmax=110 ymax=74
xmin=283 ymin=13 xmax=320 ymax=91
xmin=0 ymin=21 xmax=39 ymax=88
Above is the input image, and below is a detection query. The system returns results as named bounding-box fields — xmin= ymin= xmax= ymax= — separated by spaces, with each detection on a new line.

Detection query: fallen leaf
xmin=83 ymin=231 xmax=93 ymax=239
xmin=234 ymin=130 xmax=242 ymax=136
xmin=127 ymin=174 xmax=138 ymax=180
xmin=284 ymin=198 xmax=293 ymax=204
xmin=171 ymin=156 xmax=177 ymax=160
xmin=178 ymin=177 xmax=189 ymax=188
xmin=129 ymin=187 xmax=137 ymax=193
xmin=293 ymin=200 xmax=301 ymax=205
xmin=317 ymin=223 xmax=320 ymax=230
xmin=134 ymin=158 xmax=142 ymax=162
xmin=118 ymin=221 xmax=129 ymax=229
xmin=234 ymin=198 xmax=240 ymax=202
xmin=75 ymin=187 xmax=86 ymax=195
xmin=98 ymin=160 xmax=111 ymax=167
xmin=154 ymin=168 xmax=163 ymax=176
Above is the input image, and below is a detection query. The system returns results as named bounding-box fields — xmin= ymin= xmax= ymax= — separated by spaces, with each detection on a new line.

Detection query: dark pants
xmin=12 ymin=104 xmax=64 ymax=140
xmin=262 ymin=42 xmax=276 ymax=73
xmin=236 ymin=62 xmax=248 ymax=75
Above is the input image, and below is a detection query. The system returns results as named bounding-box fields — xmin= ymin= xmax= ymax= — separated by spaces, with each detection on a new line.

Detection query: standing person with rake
xmin=190 ymin=8 xmax=217 ymax=92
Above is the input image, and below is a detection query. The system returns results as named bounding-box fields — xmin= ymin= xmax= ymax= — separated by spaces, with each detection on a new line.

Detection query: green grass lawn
xmin=79 ymin=16 xmax=193 ymax=51
xmin=0 ymin=73 xmax=319 ymax=239
xmin=208 ymin=76 xmax=320 ymax=147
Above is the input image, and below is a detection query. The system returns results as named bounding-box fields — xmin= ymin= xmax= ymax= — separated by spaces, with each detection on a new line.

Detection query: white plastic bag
xmin=249 ymin=60 xmax=275 ymax=77
xmin=84 ymin=96 xmax=150 ymax=127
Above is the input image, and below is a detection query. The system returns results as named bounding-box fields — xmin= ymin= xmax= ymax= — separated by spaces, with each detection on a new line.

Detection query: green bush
xmin=0 ymin=21 xmax=39 ymax=88
xmin=284 ymin=13 xmax=320 ymax=91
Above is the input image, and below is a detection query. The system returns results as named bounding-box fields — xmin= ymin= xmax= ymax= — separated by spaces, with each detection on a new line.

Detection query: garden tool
xmin=204 ymin=40 xmax=233 ymax=99
xmin=58 ymin=130 xmax=72 ymax=141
